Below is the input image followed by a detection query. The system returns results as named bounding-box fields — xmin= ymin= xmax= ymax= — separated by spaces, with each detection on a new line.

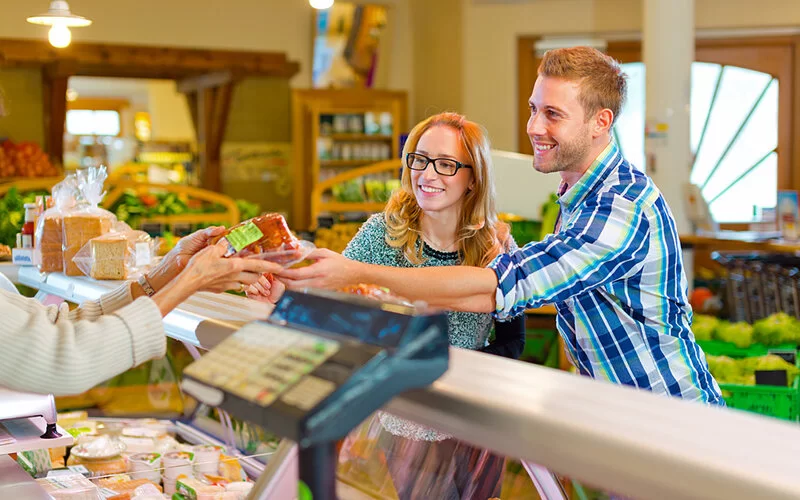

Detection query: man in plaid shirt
xmin=280 ymin=46 xmax=723 ymax=405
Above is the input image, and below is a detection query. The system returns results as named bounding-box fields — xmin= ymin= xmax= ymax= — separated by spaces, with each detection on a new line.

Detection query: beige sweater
xmin=0 ymin=283 xmax=166 ymax=396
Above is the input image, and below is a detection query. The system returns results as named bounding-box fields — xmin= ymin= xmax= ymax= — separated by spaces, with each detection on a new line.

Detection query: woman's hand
xmin=145 ymin=226 xmax=227 ymax=292
xmin=180 ymin=239 xmax=285 ymax=294
xmin=246 ymin=273 xmax=287 ymax=303
xmin=275 ymin=248 xmax=364 ymax=291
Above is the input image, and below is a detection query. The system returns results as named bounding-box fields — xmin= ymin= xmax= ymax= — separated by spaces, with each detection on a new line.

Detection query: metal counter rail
xmin=15 ymin=266 xmax=270 ymax=348
xmin=9 ymin=267 xmax=800 ymax=499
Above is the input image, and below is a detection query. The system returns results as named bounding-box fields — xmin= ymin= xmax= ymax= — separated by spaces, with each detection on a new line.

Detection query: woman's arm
xmin=479 ymin=314 xmax=526 ymax=359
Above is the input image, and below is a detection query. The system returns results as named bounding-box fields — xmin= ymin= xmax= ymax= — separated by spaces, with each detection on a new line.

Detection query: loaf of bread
xmin=212 ymin=213 xmax=298 ymax=257
xmin=89 ymin=236 xmax=128 ymax=280
xmin=39 ymin=216 xmax=64 ymax=273
xmin=63 ymin=214 xmax=112 ymax=276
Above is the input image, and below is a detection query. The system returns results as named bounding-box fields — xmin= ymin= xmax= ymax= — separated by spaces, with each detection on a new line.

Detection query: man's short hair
xmin=538 ymin=46 xmax=627 ymax=125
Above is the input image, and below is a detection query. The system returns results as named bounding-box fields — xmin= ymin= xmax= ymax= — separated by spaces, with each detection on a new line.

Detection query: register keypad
xmin=184 ymin=323 xmax=340 ymax=407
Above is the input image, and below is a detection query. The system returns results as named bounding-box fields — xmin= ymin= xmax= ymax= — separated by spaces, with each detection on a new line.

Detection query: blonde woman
xmin=249 ymin=113 xmax=523 ymax=498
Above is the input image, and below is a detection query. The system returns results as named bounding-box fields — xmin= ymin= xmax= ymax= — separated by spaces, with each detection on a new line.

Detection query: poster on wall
xmin=777 ymin=190 xmax=800 ymax=241
xmin=221 ymin=142 xmax=293 ymax=216
xmin=221 ymin=143 xmax=291 ymax=192
xmin=312 ymin=3 xmax=387 ymax=88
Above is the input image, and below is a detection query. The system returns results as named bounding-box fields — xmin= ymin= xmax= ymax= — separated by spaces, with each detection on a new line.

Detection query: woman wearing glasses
xmin=336 ymin=112 xmax=525 ymax=499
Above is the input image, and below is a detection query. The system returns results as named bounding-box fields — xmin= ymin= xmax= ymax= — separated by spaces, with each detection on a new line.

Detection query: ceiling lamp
xmin=27 ymin=1 xmax=92 ymax=49
xmin=309 ymin=0 xmax=334 ymax=10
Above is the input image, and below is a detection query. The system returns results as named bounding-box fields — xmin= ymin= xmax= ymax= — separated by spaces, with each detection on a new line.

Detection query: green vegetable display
xmin=0 ymin=187 xmax=50 ymax=247
xmin=707 ymin=354 xmax=800 ymax=387
xmin=693 ymin=312 xmax=800 ymax=348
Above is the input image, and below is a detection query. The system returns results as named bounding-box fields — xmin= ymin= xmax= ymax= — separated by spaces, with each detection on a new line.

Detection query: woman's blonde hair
xmin=384 ymin=112 xmax=509 ymax=267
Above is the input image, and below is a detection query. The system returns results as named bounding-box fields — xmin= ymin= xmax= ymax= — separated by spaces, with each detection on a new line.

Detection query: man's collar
xmin=558 ymin=141 xmax=619 ymax=212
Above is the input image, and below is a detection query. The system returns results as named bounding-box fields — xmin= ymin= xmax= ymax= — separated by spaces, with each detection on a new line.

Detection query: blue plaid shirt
xmin=490 ymin=142 xmax=723 ymax=404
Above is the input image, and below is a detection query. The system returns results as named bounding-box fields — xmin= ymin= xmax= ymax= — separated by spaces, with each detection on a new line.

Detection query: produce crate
xmin=718 ymin=361 xmax=800 ymax=422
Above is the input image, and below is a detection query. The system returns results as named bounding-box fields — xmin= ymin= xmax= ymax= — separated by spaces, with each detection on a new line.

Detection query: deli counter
xmin=2 ymin=264 xmax=800 ymax=500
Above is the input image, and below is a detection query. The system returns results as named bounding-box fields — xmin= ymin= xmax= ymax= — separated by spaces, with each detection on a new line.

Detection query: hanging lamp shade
xmin=27 ymin=1 xmax=92 ymax=27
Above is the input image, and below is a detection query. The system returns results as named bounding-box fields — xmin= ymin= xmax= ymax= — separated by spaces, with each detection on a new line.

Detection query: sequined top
xmin=342 ymin=213 xmax=519 ymax=440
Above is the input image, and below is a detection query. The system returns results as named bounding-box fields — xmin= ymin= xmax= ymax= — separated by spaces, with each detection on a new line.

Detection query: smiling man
xmin=279 ymin=46 xmax=723 ymax=405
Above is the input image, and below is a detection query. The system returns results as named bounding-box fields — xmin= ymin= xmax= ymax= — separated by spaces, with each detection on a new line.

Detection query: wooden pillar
xmin=179 ymin=72 xmax=236 ymax=193
xmin=42 ymin=63 xmax=72 ymax=167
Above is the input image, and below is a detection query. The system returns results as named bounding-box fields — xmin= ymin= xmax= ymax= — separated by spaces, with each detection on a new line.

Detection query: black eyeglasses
xmin=405 ymin=152 xmax=472 ymax=177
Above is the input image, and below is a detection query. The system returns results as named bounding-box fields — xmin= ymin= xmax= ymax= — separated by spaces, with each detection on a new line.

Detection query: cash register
xmin=180 ymin=289 xmax=449 ymax=499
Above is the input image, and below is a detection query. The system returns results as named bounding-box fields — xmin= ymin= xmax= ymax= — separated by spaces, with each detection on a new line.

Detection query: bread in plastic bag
xmin=211 ymin=212 xmax=315 ymax=267
xmin=35 ymin=174 xmax=79 ymax=273
xmin=63 ymin=166 xmax=116 ymax=276
xmin=72 ymin=229 xmax=157 ymax=281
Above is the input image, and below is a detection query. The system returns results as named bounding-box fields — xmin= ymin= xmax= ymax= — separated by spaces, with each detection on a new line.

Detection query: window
xmin=615 ymin=62 xmax=779 ymax=223
xmin=66 ymin=109 xmax=121 ymax=136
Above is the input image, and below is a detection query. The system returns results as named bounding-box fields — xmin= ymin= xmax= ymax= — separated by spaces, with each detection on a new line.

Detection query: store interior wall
xmin=0 ymin=69 xmax=45 ymax=145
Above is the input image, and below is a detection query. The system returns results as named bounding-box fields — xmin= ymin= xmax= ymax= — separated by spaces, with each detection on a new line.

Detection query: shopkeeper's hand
xmin=180 ymin=239 xmax=284 ymax=294
xmin=275 ymin=248 xmax=363 ymax=291
xmin=246 ymin=273 xmax=287 ymax=303
xmin=145 ymin=226 xmax=227 ymax=292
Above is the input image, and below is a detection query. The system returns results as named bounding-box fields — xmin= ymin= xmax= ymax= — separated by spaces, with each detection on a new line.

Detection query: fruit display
xmin=693 ymin=312 xmax=800 ymax=347
xmin=314 ymin=222 xmax=362 ymax=253
xmin=0 ymin=140 xmax=59 ymax=178
xmin=707 ymin=354 xmax=799 ymax=387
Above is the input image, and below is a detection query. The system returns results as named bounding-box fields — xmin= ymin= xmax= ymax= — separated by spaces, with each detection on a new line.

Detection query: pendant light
xmin=27 ymin=1 xmax=92 ymax=49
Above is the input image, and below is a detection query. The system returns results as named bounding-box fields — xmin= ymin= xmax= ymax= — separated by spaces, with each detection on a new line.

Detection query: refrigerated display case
xmin=3 ymin=263 xmax=800 ymax=499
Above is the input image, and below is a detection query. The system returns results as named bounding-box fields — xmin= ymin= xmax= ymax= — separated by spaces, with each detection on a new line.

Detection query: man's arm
xmin=278 ymin=253 xmax=499 ymax=313
xmin=358 ymin=264 xmax=499 ymax=313
xmin=492 ymin=192 xmax=650 ymax=319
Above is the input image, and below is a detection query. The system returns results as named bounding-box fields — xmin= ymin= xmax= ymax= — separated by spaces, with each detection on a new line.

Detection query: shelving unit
xmin=291 ymin=89 xmax=407 ymax=230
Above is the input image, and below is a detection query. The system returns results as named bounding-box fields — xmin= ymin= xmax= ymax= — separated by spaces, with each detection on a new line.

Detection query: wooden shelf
xmin=321 ymin=134 xmax=393 ymax=141
xmin=319 ymin=159 xmax=388 ymax=168
xmin=319 ymin=202 xmax=386 ymax=213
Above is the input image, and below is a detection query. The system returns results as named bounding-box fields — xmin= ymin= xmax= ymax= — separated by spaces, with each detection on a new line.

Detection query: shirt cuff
xmin=99 ymin=282 xmax=134 ymax=315
xmin=489 ymin=253 xmax=512 ymax=321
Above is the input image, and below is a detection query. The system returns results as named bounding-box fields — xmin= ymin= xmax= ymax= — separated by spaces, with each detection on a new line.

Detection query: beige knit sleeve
xmin=0 ymin=287 xmax=166 ymax=396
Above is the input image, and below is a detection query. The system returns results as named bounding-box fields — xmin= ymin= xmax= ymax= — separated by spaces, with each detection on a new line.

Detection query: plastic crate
xmin=718 ymin=372 xmax=799 ymax=422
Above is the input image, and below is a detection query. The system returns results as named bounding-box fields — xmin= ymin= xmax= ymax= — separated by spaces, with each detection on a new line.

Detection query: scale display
xmin=181 ymin=290 xmax=449 ymax=498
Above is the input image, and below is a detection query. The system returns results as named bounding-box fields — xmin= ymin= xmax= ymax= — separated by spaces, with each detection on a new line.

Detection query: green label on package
xmin=225 ymin=222 xmax=264 ymax=253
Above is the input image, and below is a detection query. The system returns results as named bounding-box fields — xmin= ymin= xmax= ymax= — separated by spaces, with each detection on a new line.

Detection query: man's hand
xmin=276 ymin=248 xmax=364 ymax=291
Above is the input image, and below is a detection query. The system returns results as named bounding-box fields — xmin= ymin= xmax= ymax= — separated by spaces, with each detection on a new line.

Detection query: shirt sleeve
xmin=491 ymin=192 xmax=650 ymax=320
xmin=0 ymin=283 xmax=166 ymax=396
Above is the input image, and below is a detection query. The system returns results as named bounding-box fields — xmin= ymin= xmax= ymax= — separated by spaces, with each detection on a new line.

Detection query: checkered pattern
xmin=491 ymin=142 xmax=723 ymax=404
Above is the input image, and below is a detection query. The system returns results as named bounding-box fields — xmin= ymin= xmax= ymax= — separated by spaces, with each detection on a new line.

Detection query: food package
xmin=211 ymin=213 xmax=314 ymax=266
xmin=63 ymin=166 xmax=116 ymax=276
xmin=36 ymin=175 xmax=79 ymax=273
xmin=95 ymin=477 xmax=162 ymax=500
xmin=36 ymin=474 xmax=102 ymax=500
xmin=175 ymin=476 xmax=228 ymax=499
xmin=72 ymin=230 xmax=156 ymax=281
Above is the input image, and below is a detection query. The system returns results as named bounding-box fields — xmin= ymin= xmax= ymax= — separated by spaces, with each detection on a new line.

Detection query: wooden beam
xmin=177 ymin=71 xmax=234 ymax=94
xmin=0 ymin=38 xmax=301 ymax=79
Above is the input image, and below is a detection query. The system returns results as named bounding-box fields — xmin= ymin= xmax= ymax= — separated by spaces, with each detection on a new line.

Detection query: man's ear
xmin=593 ymin=108 xmax=614 ymax=137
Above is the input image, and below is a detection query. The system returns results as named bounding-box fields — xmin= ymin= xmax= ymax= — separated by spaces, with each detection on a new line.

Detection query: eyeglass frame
xmin=404 ymin=152 xmax=473 ymax=177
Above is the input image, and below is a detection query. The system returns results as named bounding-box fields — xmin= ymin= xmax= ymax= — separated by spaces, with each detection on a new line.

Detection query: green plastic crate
xmin=699 ymin=340 xmax=800 ymax=420
xmin=719 ymin=375 xmax=799 ymax=421
xmin=698 ymin=339 xmax=796 ymax=358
